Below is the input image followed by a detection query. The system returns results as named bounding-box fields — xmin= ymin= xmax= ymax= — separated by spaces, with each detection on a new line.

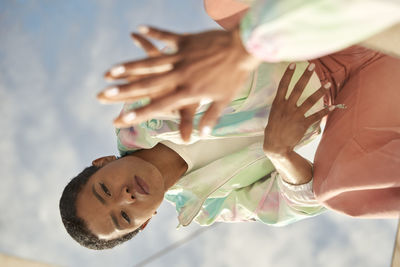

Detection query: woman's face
xmin=75 ymin=156 xmax=165 ymax=240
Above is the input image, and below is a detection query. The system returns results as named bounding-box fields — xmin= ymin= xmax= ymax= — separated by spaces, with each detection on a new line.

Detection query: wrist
xmin=263 ymin=145 xmax=292 ymax=159
xmin=230 ymin=26 xmax=260 ymax=70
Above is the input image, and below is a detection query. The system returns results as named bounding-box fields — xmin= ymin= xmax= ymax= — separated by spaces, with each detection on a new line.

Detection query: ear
xmin=140 ymin=218 xmax=152 ymax=231
xmin=92 ymin=156 xmax=117 ymax=167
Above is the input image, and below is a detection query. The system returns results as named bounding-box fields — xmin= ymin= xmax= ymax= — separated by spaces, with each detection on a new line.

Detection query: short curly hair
xmin=59 ymin=165 xmax=140 ymax=250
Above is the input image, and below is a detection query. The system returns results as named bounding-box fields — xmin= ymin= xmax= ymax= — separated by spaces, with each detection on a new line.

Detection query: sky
xmin=0 ymin=1 xmax=398 ymax=267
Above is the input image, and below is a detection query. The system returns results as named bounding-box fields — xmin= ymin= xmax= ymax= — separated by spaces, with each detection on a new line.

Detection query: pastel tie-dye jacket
xmin=239 ymin=0 xmax=400 ymax=62
xmin=117 ymin=62 xmax=326 ymax=227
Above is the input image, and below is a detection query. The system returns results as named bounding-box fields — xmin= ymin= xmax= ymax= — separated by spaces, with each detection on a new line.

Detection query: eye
xmin=121 ymin=211 xmax=131 ymax=224
xmin=100 ymin=183 xmax=111 ymax=196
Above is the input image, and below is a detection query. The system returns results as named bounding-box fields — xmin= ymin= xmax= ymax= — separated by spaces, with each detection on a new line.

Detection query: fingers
xmin=275 ymin=63 xmax=296 ymax=101
xmin=305 ymin=105 xmax=335 ymax=125
xmin=98 ymin=84 xmax=176 ymax=104
xmin=288 ymin=63 xmax=316 ymax=106
xmin=131 ymin=33 xmax=160 ymax=57
xmin=105 ymin=54 xmax=181 ymax=80
xmin=98 ymin=71 xmax=177 ymax=103
xmin=299 ymin=82 xmax=331 ymax=112
xmin=104 ymin=34 xmax=162 ymax=81
xmin=198 ymin=99 xmax=230 ymax=136
xmin=113 ymin=90 xmax=195 ymax=127
xmin=179 ymin=105 xmax=198 ymax=142
xmin=138 ymin=25 xmax=181 ymax=44
xmin=104 ymin=34 xmax=167 ymax=81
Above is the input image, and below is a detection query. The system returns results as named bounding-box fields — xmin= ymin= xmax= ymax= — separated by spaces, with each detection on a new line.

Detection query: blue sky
xmin=0 ymin=1 xmax=397 ymax=266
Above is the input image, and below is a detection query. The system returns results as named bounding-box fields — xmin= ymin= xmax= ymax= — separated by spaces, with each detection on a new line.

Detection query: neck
xmin=133 ymin=143 xmax=188 ymax=190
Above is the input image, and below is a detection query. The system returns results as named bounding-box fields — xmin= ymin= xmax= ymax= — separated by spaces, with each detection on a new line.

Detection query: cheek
xmin=148 ymin=168 xmax=165 ymax=188
xmin=146 ymin=194 xmax=164 ymax=210
xmin=134 ymin=195 xmax=164 ymax=219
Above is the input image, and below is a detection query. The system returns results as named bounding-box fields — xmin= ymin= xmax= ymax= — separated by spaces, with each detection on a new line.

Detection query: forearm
xmin=265 ymin=150 xmax=312 ymax=185
xmin=230 ymin=26 xmax=261 ymax=71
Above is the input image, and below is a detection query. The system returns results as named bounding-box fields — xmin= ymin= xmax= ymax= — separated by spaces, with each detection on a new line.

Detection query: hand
xmin=263 ymin=62 xmax=334 ymax=156
xmin=112 ymin=33 xmax=199 ymax=142
xmin=98 ymin=26 xmax=260 ymax=141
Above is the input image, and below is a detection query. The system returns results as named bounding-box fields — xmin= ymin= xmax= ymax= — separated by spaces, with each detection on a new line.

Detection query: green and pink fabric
xmin=117 ymin=62 xmax=325 ymax=227
xmin=237 ymin=0 xmax=400 ymax=217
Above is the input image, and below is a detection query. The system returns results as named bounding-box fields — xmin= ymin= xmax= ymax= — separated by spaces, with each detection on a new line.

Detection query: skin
xmin=263 ymin=63 xmax=333 ymax=184
xmin=98 ymin=26 xmax=261 ymax=138
xmin=87 ymin=3 xmax=334 ymax=239
xmin=77 ymin=63 xmax=332 ymax=241
xmin=97 ymin=1 xmax=251 ymax=141
xmin=76 ymin=144 xmax=187 ymax=240
xmin=203 ymin=0 xmax=249 ymax=30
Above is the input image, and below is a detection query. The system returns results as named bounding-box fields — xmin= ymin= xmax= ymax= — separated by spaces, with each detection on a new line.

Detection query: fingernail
xmin=122 ymin=112 xmax=136 ymax=123
xmin=308 ymin=63 xmax=315 ymax=71
xmin=201 ymin=126 xmax=212 ymax=137
xmin=329 ymin=106 xmax=336 ymax=111
xmin=289 ymin=63 xmax=296 ymax=70
xmin=103 ymin=86 xmax=119 ymax=97
xmin=138 ymin=25 xmax=149 ymax=34
xmin=324 ymin=82 xmax=331 ymax=89
xmin=199 ymin=98 xmax=212 ymax=106
xmin=110 ymin=65 xmax=126 ymax=76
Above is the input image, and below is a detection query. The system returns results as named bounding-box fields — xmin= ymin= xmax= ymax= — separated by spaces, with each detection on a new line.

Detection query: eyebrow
xmin=91 ymin=185 xmax=122 ymax=231
xmin=110 ymin=214 xmax=122 ymax=230
xmin=92 ymin=184 xmax=106 ymax=205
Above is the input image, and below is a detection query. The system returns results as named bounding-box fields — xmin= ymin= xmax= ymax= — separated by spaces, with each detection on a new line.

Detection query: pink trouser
xmin=312 ymin=46 xmax=400 ymax=218
xmin=203 ymin=1 xmax=400 ymax=218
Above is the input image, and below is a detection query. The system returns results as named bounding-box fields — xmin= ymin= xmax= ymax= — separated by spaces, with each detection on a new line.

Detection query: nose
xmin=118 ymin=186 xmax=136 ymax=204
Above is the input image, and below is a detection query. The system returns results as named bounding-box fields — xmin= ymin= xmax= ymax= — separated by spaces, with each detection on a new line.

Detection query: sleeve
xmin=116 ymin=124 xmax=159 ymax=156
xmin=197 ymin=172 xmax=325 ymax=226
xmin=116 ymin=101 xmax=165 ymax=156
xmin=240 ymin=0 xmax=400 ymax=62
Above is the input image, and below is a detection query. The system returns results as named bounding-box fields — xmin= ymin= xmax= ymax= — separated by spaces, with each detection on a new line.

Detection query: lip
xmin=134 ymin=175 xmax=150 ymax=195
